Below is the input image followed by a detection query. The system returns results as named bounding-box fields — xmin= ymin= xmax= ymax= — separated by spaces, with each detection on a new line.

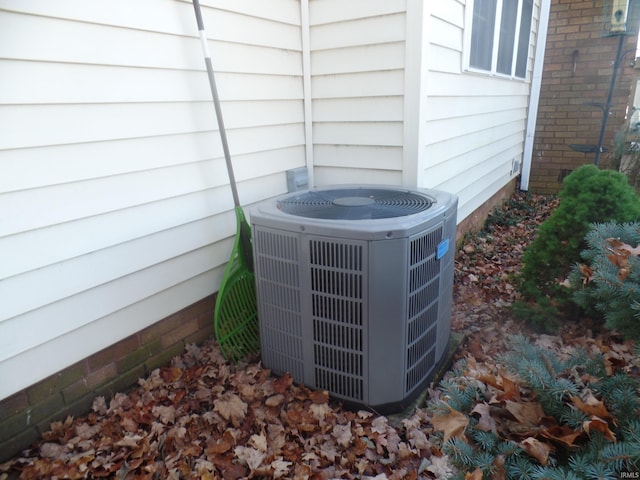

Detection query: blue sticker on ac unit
xmin=436 ymin=238 xmax=450 ymax=260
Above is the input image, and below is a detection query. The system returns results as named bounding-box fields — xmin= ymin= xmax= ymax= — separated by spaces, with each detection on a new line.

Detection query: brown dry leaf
xmin=571 ymin=391 xmax=612 ymax=420
xmin=467 ymin=339 xmax=487 ymax=361
xmin=469 ymin=296 xmax=484 ymax=307
xmin=265 ymin=394 xmax=285 ymax=407
xmin=270 ymin=458 xmax=292 ymax=478
xmin=578 ymin=263 xmax=593 ymax=284
xmin=406 ymin=426 xmax=431 ymax=450
xmin=386 ymin=428 xmax=402 ymax=455
xmin=39 ymin=442 xmax=67 ymax=458
xmin=115 ymin=434 xmax=145 ymax=448
xmin=213 ymin=455 xmax=246 ymax=480
xmin=309 ymin=389 xmax=329 ymax=404
xmin=464 ymin=355 xmax=492 ymax=378
xmin=294 ymin=463 xmax=313 ymax=479
xmin=267 ymin=423 xmax=287 ymax=453
xmin=618 ymin=266 xmax=631 ymax=281
xmin=205 ymin=433 xmax=234 ymax=456
xmin=493 ymin=454 xmax=507 ymax=480
xmin=607 ymin=237 xmax=640 ymax=256
xmin=332 ymin=422 xmax=352 ymax=448
xmin=606 ymin=251 xmax=627 ymax=268
xmin=213 ymin=393 xmax=247 ymax=427
xmin=142 ymin=368 xmax=166 ymax=391
xmin=583 ymin=416 xmax=616 ymax=442
xmin=500 ymin=373 xmax=520 ymax=401
xmin=426 ymin=455 xmax=454 ymax=479
xmin=309 ymin=402 xmax=331 ymax=421
xmin=535 ymin=334 xmax=562 ymax=351
xmin=605 ymin=243 xmax=631 ymax=281
xmin=161 ymin=366 xmax=183 ymax=383
xmin=92 ymin=396 xmax=108 ymax=414
xmin=319 ymin=441 xmax=339 ymax=463
xmin=520 ymin=437 xmax=553 ymax=466
xmin=540 ymin=425 xmax=583 ymax=448
xmin=470 ymin=403 xmax=497 ymax=434
xmin=431 ymin=406 xmax=469 ymax=442
xmin=120 ymin=413 xmax=138 ymax=432
xmin=75 ymin=423 xmax=101 ymax=440
xmin=370 ymin=416 xmax=387 ymax=434
xmin=234 ymin=445 xmax=266 ymax=471
xmin=182 ymin=443 xmax=203 ymax=457
xmin=505 ymin=400 xmax=544 ymax=426
xmin=248 ymin=432 xmax=268 ymax=452
xmin=152 ymin=405 xmax=176 ymax=425
xmin=465 ymin=467 xmax=483 ymax=480
xmin=477 ymin=372 xmax=501 ymax=390
xmin=273 ymin=373 xmax=293 ymax=394
xmin=463 ymin=244 xmax=476 ymax=254
xmin=237 ymin=383 xmax=257 ymax=401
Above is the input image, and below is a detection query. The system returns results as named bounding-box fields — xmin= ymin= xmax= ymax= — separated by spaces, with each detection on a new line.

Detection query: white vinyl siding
xmin=419 ymin=0 xmax=539 ymax=221
xmin=308 ymin=0 xmax=406 ymax=185
xmin=0 ymin=0 xmax=305 ymax=399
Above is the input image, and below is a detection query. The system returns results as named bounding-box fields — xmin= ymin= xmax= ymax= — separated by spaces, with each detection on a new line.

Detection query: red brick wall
xmin=455 ymin=180 xmax=517 ymax=246
xmin=530 ymin=0 xmax=639 ymax=194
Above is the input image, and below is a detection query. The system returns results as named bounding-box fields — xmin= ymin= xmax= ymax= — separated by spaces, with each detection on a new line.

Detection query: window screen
xmin=497 ymin=0 xmax=518 ymax=74
xmin=515 ymin=0 xmax=534 ymax=78
xmin=468 ymin=0 xmax=533 ymax=79
xmin=470 ymin=0 xmax=497 ymax=71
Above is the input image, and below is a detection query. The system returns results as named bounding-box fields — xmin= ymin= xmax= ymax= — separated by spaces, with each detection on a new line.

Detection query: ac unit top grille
xmin=277 ymin=187 xmax=434 ymax=220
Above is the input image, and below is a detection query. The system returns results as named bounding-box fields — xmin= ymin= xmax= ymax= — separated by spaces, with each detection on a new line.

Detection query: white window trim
xmin=463 ymin=0 xmax=532 ymax=80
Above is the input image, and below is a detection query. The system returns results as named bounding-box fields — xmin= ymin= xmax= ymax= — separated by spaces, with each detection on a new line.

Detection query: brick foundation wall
xmin=0 ymin=179 xmax=518 ymax=462
xmin=530 ymin=0 xmax=639 ymax=194
xmin=0 ymin=295 xmax=215 ymax=462
xmin=455 ymin=179 xmax=517 ymax=246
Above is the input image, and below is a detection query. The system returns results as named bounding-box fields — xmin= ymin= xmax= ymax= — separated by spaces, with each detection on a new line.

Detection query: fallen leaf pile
xmin=444 ymin=354 xmax=621 ymax=459
xmin=427 ymin=331 xmax=639 ymax=478
xmin=452 ymin=192 xmax=559 ymax=360
xmin=1 ymin=342 xmax=449 ymax=480
xmin=2 ymin=191 xmax=638 ymax=480
xmin=455 ymin=193 xmax=558 ymax=310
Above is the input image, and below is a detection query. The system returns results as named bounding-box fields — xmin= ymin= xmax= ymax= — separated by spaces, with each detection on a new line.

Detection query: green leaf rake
xmin=192 ymin=0 xmax=259 ymax=362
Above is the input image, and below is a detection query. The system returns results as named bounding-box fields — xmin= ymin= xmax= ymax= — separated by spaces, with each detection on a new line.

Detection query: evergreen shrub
xmin=570 ymin=222 xmax=640 ymax=340
xmin=515 ymin=165 xmax=640 ymax=331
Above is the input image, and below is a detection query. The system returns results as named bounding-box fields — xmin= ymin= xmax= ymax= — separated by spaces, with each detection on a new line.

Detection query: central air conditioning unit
xmin=250 ymin=185 xmax=457 ymax=412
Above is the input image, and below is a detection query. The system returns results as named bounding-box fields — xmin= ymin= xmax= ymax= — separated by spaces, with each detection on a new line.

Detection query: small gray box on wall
xmin=286 ymin=167 xmax=309 ymax=192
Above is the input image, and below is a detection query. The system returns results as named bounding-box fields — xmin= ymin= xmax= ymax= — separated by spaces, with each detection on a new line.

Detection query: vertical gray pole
xmin=595 ymin=33 xmax=626 ymax=166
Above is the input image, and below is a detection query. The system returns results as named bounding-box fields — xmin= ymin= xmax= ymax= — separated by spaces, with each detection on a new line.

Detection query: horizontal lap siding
xmin=0 ymin=0 xmax=304 ymax=399
xmin=420 ymin=0 xmax=538 ymax=222
xmin=309 ymin=0 xmax=406 ymax=185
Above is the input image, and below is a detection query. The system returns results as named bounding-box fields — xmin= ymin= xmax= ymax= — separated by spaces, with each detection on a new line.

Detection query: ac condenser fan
xmin=277 ymin=187 xmax=434 ymax=220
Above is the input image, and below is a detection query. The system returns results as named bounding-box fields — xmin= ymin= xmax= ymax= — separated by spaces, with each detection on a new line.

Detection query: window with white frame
xmin=467 ymin=0 xmax=534 ymax=79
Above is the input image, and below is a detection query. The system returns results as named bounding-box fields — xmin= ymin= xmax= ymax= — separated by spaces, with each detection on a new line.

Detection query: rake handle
xmin=192 ymin=0 xmax=241 ymax=209
xmin=192 ymin=0 xmax=253 ymax=272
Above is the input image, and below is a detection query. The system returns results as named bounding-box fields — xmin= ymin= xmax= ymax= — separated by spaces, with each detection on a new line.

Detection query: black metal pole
xmin=594 ymin=33 xmax=626 ymax=166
